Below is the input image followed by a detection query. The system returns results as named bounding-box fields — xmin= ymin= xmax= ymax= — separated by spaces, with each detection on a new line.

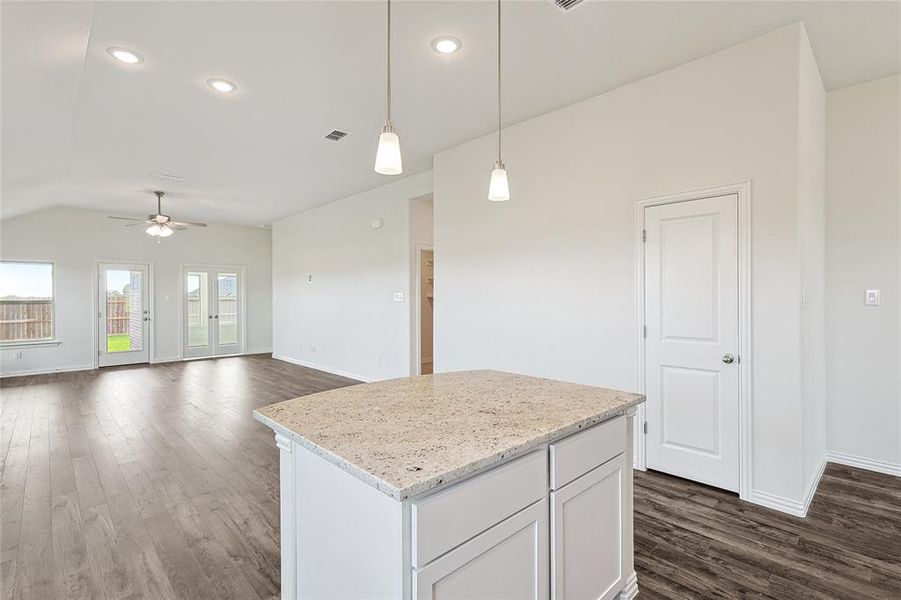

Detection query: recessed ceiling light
xmin=107 ymin=47 xmax=143 ymax=64
xmin=431 ymin=36 xmax=462 ymax=54
xmin=207 ymin=78 xmax=237 ymax=93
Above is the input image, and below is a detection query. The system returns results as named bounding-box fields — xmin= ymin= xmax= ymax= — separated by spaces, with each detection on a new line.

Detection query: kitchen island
xmin=254 ymin=370 xmax=645 ymax=600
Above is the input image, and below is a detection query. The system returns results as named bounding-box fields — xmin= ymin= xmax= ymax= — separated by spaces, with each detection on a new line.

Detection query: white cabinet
xmin=414 ymin=499 xmax=549 ymax=600
xmin=551 ymin=455 xmax=626 ymax=600
xmin=270 ymin=411 xmax=637 ymax=599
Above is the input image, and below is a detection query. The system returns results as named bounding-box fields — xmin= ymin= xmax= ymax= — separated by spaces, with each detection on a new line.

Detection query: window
xmin=0 ymin=261 xmax=55 ymax=344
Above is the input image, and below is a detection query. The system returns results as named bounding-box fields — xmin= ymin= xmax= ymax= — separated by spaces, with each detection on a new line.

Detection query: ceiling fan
xmin=108 ymin=191 xmax=207 ymax=239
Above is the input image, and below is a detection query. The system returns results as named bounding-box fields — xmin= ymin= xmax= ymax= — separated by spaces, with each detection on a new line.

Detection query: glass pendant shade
xmin=374 ymin=125 xmax=403 ymax=175
xmin=158 ymin=225 xmax=174 ymax=237
xmin=487 ymin=162 xmax=510 ymax=202
xmin=146 ymin=224 xmax=162 ymax=236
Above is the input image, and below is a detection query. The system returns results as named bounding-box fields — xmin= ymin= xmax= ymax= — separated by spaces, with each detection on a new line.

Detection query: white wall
xmin=0 ymin=207 xmax=272 ymax=376
xmin=272 ymin=172 xmax=433 ymax=382
xmin=433 ymin=24 xmax=824 ymax=506
xmin=826 ymin=74 xmax=901 ymax=474
xmin=797 ymin=28 xmax=828 ymax=494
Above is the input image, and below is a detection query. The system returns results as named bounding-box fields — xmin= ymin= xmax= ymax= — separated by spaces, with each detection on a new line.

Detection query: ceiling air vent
xmin=324 ymin=130 xmax=349 ymax=141
xmin=551 ymin=0 xmax=587 ymax=12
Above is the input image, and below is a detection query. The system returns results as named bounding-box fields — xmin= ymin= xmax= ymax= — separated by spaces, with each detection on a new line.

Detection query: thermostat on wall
xmin=371 ymin=218 xmax=383 ymax=230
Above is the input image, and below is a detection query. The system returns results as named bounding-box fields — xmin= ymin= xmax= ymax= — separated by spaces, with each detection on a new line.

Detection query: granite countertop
xmin=253 ymin=369 xmax=645 ymax=501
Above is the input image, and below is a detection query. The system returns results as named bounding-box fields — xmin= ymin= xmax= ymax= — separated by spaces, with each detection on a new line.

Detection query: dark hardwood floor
xmin=634 ymin=465 xmax=901 ymax=599
xmin=1 ymin=356 xmax=899 ymax=599
xmin=0 ymin=355 xmax=357 ymax=600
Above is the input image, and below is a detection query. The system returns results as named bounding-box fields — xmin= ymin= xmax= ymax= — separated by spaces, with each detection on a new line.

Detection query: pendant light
xmin=374 ymin=0 xmax=403 ymax=175
xmin=487 ymin=0 xmax=510 ymax=201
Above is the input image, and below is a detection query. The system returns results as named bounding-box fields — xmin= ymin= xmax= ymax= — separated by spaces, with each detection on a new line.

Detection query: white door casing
xmin=644 ymin=194 xmax=741 ymax=492
xmin=98 ymin=263 xmax=151 ymax=367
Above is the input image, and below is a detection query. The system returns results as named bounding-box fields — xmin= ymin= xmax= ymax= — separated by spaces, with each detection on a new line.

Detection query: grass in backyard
xmin=107 ymin=334 xmax=132 ymax=352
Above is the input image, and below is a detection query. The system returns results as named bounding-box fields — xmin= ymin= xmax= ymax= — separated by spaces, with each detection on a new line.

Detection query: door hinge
xmin=641 ymin=229 xmax=647 ymax=243
xmin=642 ymin=325 xmax=647 ymax=338
xmin=643 ymin=421 xmax=648 ymax=434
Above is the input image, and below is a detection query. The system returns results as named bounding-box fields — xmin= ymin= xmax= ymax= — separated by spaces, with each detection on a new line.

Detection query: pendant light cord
xmin=496 ymin=0 xmax=502 ymax=163
xmin=387 ymin=0 xmax=392 ymax=125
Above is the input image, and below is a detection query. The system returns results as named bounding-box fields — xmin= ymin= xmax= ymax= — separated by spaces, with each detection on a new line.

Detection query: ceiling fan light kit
xmin=109 ymin=191 xmax=207 ymax=241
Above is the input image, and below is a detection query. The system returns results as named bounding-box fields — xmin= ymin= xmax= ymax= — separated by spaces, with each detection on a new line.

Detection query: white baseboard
xmin=749 ymin=456 xmax=826 ymax=518
xmin=827 ymin=451 xmax=901 ymax=478
xmin=618 ymin=571 xmax=639 ymax=599
xmin=801 ymin=456 xmax=827 ymax=513
xmin=0 ymin=363 xmax=94 ymax=378
xmin=272 ymin=354 xmax=370 ymax=382
xmin=748 ymin=490 xmax=808 ymax=517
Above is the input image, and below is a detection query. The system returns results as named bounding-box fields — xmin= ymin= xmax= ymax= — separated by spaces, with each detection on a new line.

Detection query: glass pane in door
xmin=106 ymin=269 xmax=143 ymax=353
xmin=217 ymin=273 xmax=238 ymax=346
xmin=186 ymin=272 xmax=209 ymax=348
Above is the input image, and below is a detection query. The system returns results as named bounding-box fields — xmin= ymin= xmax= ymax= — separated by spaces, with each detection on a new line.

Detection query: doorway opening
xmin=97 ymin=262 xmax=152 ymax=367
xmin=417 ymin=247 xmax=434 ymax=375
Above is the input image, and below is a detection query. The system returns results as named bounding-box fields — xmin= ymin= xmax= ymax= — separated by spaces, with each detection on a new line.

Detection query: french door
xmin=644 ymin=194 xmax=740 ymax=492
xmin=183 ymin=267 xmax=243 ymax=359
xmin=98 ymin=263 xmax=151 ymax=367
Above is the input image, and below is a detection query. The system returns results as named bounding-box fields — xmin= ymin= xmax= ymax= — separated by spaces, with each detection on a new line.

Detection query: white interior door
xmin=644 ymin=194 xmax=740 ymax=492
xmin=183 ymin=267 xmax=242 ymax=359
xmin=98 ymin=263 xmax=151 ymax=367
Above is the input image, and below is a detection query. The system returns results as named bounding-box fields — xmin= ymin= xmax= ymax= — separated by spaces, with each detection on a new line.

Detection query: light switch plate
xmin=865 ymin=289 xmax=880 ymax=306
xmin=393 ymin=292 xmax=405 ymax=302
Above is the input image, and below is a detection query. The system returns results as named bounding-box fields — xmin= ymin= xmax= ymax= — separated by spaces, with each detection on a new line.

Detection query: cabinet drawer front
xmin=413 ymin=499 xmax=549 ymax=600
xmin=411 ymin=449 xmax=547 ymax=568
xmin=549 ymin=416 xmax=625 ymax=490
xmin=551 ymin=455 xmax=625 ymax=600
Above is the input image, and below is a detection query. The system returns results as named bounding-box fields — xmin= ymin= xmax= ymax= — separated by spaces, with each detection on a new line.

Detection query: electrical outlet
xmin=14 ymin=351 xmax=23 ymax=360
xmin=375 ymin=355 xmax=381 ymax=367
xmin=309 ymin=345 xmax=317 ymax=352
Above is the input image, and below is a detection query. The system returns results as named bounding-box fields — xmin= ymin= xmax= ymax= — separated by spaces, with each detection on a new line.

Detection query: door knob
xmin=214 ymin=315 xmax=219 ymax=319
xmin=208 ymin=314 xmax=213 ymax=319
xmin=722 ymin=354 xmax=735 ymax=364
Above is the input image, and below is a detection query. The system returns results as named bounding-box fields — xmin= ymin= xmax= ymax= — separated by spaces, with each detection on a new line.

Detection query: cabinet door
xmin=551 ymin=455 xmax=625 ymax=600
xmin=414 ymin=499 xmax=549 ymax=600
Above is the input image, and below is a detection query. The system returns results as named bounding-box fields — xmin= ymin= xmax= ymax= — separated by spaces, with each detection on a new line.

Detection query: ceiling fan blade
xmin=168 ymin=221 xmax=207 ymax=228
xmin=125 ymin=222 xmax=151 ymax=227
xmin=168 ymin=223 xmax=187 ymax=230
xmin=108 ymin=215 xmax=146 ymax=222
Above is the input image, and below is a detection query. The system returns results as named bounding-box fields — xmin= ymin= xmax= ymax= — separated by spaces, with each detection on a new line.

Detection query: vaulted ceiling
xmin=2 ymin=1 xmax=898 ymax=225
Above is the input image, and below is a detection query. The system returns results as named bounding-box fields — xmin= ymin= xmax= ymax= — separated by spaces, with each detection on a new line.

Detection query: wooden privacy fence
xmin=0 ymin=299 xmax=53 ymax=341
xmin=106 ymin=298 xmax=130 ymax=335
xmin=186 ymin=297 xmax=238 ymax=325
xmin=0 ymin=297 xmax=238 ymax=342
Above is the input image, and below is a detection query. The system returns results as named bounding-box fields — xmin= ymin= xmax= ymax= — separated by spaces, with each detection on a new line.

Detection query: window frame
xmin=0 ymin=259 xmax=59 ymax=347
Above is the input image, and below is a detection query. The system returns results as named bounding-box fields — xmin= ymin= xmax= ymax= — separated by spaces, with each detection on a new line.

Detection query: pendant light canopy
xmin=374 ymin=0 xmax=403 ymax=175
xmin=487 ymin=0 xmax=510 ymax=201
